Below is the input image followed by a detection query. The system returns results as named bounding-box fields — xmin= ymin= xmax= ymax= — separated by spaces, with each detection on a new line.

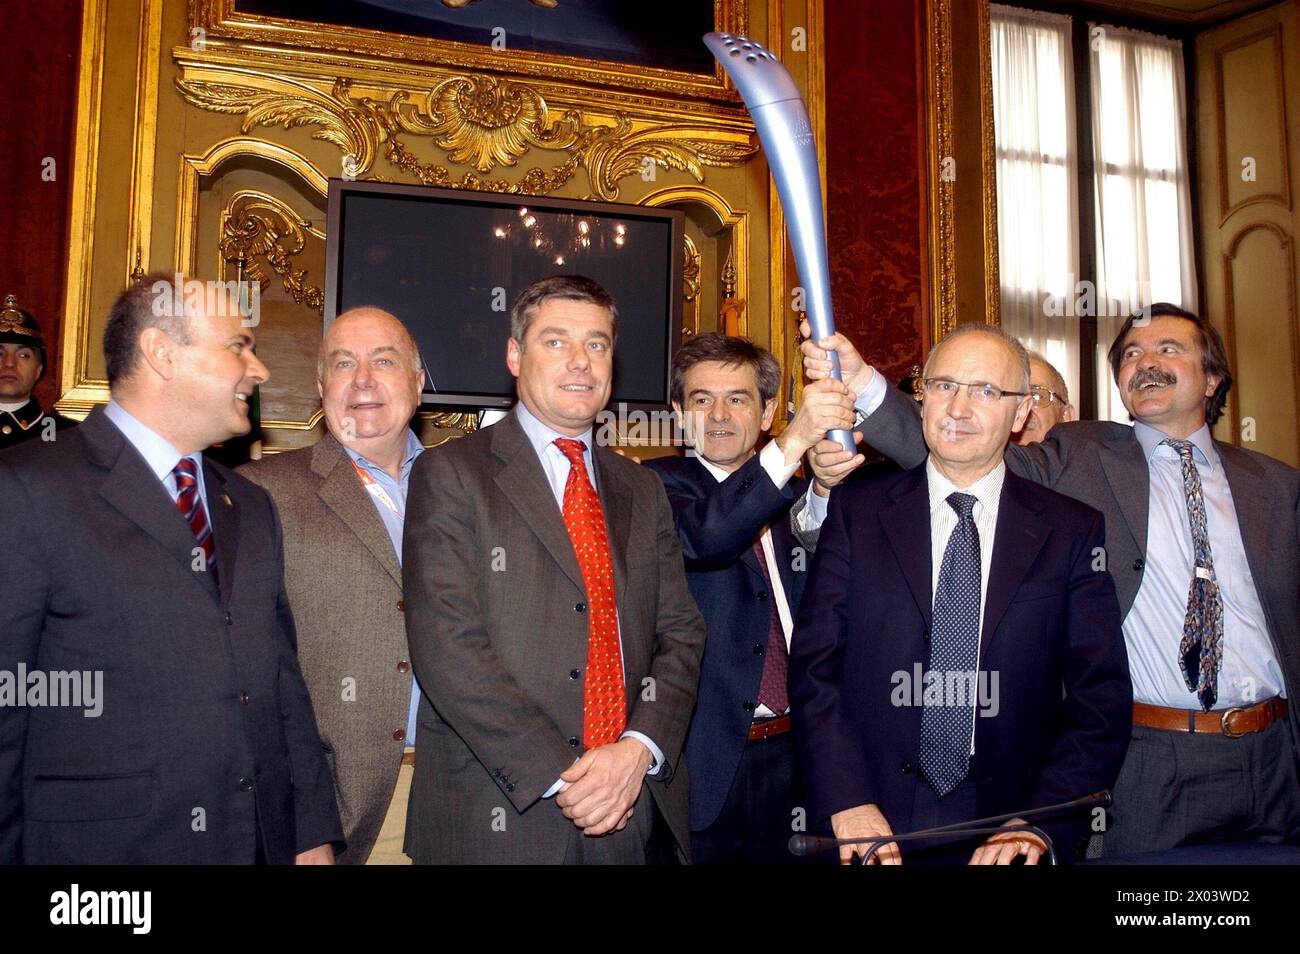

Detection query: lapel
xmin=684 ymin=454 xmax=769 ymax=583
xmin=1098 ymin=428 xmax=1150 ymax=557
xmin=85 ymin=408 xmax=220 ymax=603
xmin=592 ymin=445 xmax=633 ymax=617
xmin=312 ymin=433 xmax=402 ymax=587
xmin=1215 ymin=441 xmax=1272 ymax=614
xmin=490 ymin=412 xmax=585 ymax=593
xmin=980 ymin=473 xmax=1049 ymax=656
xmin=878 ymin=465 xmax=935 ymax=631
xmin=204 ymin=459 xmax=240 ymax=607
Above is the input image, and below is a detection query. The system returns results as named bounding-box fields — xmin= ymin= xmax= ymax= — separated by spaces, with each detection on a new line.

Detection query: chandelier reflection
xmin=493 ymin=207 xmax=628 ymax=267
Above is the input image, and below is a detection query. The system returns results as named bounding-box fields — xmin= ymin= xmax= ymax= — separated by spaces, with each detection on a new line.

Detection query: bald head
xmin=318 ymin=307 xmax=420 ymax=383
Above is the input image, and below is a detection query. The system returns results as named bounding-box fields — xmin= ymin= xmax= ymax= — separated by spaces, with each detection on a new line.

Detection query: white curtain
xmin=1090 ymin=24 xmax=1199 ymax=421
xmin=991 ymin=6 xmax=1081 ymax=409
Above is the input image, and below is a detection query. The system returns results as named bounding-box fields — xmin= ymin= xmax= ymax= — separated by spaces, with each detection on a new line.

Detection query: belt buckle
xmin=1219 ymin=706 xmax=1247 ymax=738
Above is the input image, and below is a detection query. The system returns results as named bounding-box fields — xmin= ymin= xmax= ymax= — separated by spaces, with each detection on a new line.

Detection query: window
xmin=991 ymin=5 xmax=1198 ymax=421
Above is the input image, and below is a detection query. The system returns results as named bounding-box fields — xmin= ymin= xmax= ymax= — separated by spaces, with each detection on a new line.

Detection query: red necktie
xmin=751 ymin=539 xmax=789 ymax=714
xmin=174 ymin=458 xmax=217 ymax=583
xmin=554 ymin=438 xmax=626 ymax=748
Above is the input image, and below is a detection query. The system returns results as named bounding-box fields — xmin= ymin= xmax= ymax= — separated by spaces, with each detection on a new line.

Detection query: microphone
xmin=705 ymin=31 xmax=856 ymax=453
xmin=790 ymin=790 xmax=1113 ymax=865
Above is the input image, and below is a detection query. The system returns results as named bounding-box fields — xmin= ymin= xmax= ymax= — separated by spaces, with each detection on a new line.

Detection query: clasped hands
xmin=554 ymin=737 xmax=653 ymax=836
xmin=831 ymin=804 xmax=1048 ymax=865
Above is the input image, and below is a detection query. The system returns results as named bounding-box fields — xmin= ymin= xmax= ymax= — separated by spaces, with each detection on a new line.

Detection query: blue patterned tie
xmin=919 ymin=492 xmax=981 ymax=797
xmin=1162 ymin=439 xmax=1223 ymax=711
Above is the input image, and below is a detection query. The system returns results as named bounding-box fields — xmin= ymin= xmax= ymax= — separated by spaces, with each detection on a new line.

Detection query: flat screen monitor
xmin=324 ymin=180 xmax=685 ymax=412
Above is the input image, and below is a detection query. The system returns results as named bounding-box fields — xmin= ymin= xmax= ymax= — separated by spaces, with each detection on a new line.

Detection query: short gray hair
xmin=509 ymin=275 xmax=618 ymax=347
xmin=922 ymin=323 xmax=1031 ymax=393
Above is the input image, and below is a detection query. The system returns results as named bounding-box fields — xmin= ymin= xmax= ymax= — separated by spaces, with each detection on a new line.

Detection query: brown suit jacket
xmin=402 ymin=410 xmax=707 ymax=863
xmin=239 ymin=433 xmax=411 ymax=863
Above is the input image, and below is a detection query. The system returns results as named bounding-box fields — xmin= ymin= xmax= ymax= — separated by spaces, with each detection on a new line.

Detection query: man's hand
xmin=809 ymin=432 xmax=866 ymax=495
xmin=294 ymin=844 xmax=336 ymax=865
xmin=830 ymin=803 xmax=900 ymax=865
xmin=555 ymin=737 xmax=652 ymax=836
xmin=968 ymin=819 xmax=1047 ymax=866
xmin=799 ymin=318 xmax=873 ymax=396
xmin=774 ymin=378 xmax=858 ymax=465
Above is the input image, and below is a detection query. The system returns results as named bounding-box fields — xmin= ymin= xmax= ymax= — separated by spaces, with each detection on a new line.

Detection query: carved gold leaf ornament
xmin=177 ymin=72 xmax=757 ymax=200
xmin=220 ymin=195 xmax=325 ymax=313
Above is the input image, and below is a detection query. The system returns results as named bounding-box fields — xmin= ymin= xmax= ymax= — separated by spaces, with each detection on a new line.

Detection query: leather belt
xmin=748 ymin=714 xmax=791 ymax=741
xmin=1132 ymin=697 xmax=1288 ymax=738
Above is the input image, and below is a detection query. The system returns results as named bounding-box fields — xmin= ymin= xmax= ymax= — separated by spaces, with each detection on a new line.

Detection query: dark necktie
xmin=919 ymin=492 xmax=980 ymax=797
xmin=751 ymin=538 xmax=789 ymax=714
xmin=554 ymin=438 xmax=626 ymax=748
xmin=173 ymin=458 xmax=217 ymax=584
xmin=1162 ymin=438 xmax=1224 ymax=711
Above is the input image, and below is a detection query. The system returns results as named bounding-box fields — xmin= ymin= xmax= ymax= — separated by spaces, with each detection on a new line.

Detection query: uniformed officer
xmin=0 ymin=295 xmax=77 ymax=450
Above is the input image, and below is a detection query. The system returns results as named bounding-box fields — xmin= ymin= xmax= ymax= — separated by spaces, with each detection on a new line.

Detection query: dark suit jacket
xmin=859 ymin=382 xmax=1300 ymax=744
xmin=0 ymin=407 xmax=343 ymax=864
xmin=790 ymin=464 xmax=1132 ymax=859
xmin=643 ymin=451 xmax=808 ymax=831
xmin=401 ymin=411 xmax=707 ymax=863
xmin=240 ymin=433 xmax=411 ymax=864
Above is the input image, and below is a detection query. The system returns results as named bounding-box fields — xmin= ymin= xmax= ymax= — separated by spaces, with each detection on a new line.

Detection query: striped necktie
xmin=1162 ymin=438 xmax=1223 ymax=710
xmin=173 ymin=458 xmax=218 ymax=583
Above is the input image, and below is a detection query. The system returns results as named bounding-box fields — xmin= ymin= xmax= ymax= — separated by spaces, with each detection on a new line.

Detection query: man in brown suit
xmin=402 ymin=275 xmax=707 ymax=863
xmin=241 ymin=306 xmax=425 ymax=863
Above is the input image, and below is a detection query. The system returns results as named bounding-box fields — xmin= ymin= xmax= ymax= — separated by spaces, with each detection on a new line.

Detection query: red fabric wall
xmin=0 ymin=0 xmax=83 ymax=409
xmin=825 ymin=0 xmax=928 ymax=383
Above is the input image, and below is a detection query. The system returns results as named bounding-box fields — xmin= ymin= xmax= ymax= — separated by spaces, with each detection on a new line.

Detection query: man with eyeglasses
xmin=800 ymin=303 xmax=1300 ymax=859
xmin=790 ymin=322 xmax=1130 ymax=864
xmin=1013 ymin=352 xmax=1075 ymax=446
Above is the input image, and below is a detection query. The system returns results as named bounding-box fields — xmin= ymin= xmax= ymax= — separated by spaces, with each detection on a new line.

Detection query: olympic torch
xmin=705 ymin=31 xmax=855 ymax=452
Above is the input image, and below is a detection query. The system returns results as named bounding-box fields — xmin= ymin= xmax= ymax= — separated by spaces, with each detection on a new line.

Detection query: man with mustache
xmin=790 ymin=323 xmax=1129 ymax=864
xmin=801 ymin=303 xmax=1300 ymax=857
xmin=1013 ymin=351 xmax=1075 ymax=446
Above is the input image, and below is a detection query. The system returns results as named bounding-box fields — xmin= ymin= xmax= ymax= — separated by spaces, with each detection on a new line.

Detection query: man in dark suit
xmin=643 ymin=333 xmax=856 ymax=863
xmin=0 ymin=274 xmax=342 ymax=864
xmin=791 ymin=323 xmax=1131 ymax=864
xmin=801 ymin=303 xmax=1300 ymax=856
xmin=402 ymin=275 xmax=706 ymax=864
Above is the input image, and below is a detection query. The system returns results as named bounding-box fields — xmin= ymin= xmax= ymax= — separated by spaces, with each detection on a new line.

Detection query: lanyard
xmin=350 ymin=458 xmax=402 ymax=519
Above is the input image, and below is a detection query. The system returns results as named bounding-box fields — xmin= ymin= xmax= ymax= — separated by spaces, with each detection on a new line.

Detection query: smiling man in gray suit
xmin=800 ymin=303 xmax=1300 ymax=857
xmin=241 ymin=306 xmax=426 ymax=864
xmin=402 ymin=275 xmax=706 ymax=864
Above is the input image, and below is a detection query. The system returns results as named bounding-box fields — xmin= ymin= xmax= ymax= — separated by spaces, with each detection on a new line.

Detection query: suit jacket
xmin=401 ymin=411 xmax=707 ymax=863
xmin=790 ymin=464 xmax=1132 ymax=859
xmin=0 ymin=407 xmax=342 ymax=863
xmin=859 ymin=382 xmax=1300 ymax=743
xmin=643 ymin=451 xmax=809 ymax=831
xmin=239 ymin=433 xmax=411 ymax=864
xmin=0 ymin=398 xmax=78 ymax=452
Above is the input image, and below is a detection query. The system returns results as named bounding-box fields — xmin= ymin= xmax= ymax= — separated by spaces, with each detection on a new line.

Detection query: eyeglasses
xmin=1029 ymin=385 xmax=1067 ymax=408
xmin=921 ymin=378 xmax=1029 ymax=405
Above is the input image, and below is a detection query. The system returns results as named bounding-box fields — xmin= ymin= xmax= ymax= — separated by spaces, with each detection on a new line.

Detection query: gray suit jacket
xmin=401 ymin=411 xmax=707 ymax=863
xmin=860 ymin=382 xmax=1300 ymax=742
xmin=239 ymin=433 xmax=411 ymax=864
xmin=0 ymin=407 xmax=342 ymax=863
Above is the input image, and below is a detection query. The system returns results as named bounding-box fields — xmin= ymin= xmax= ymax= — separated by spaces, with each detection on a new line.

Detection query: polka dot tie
xmin=918 ymin=492 xmax=980 ymax=797
xmin=554 ymin=438 xmax=626 ymax=748
xmin=173 ymin=457 xmax=217 ymax=585
xmin=1162 ymin=438 xmax=1223 ymax=711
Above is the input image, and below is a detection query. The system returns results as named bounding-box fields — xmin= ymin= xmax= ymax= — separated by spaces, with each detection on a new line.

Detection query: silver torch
xmin=705 ymin=31 xmax=855 ymax=452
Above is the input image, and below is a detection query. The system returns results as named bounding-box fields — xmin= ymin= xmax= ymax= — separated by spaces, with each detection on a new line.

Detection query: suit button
xmin=1132 ymin=558 xmax=1144 ymax=571
xmin=757 ymin=591 xmax=768 ymax=602
xmin=742 ymin=700 xmax=755 ymax=712
xmin=397 ymin=660 xmax=410 ymax=673
xmin=922 ymin=630 xmax=930 ymax=643
xmin=507 ymin=783 xmax=516 ymax=793
xmin=239 ymin=690 xmax=250 ymax=704
xmin=575 ymin=602 xmax=587 ymax=613
xmin=397 ymin=600 xmax=405 ymax=612
xmin=900 ymin=761 xmax=913 ymax=775
xmin=238 ymin=776 xmax=253 ymax=791
xmin=493 ymin=768 xmax=501 ymax=778
xmin=569 ymin=736 xmax=580 ymax=747
xmin=392 ymin=728 xmax=406 ymax=742
xmin=753 ymin=643 xmax=765 ymax=656
xmin=569 ymin=669 xmax=581 ymax=680
xmin=224 ymin=612 xmax=233 ymax=625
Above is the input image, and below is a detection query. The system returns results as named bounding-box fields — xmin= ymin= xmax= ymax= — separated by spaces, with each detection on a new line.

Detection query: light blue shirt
xmin=104 ymin=400 xmax=211 ymax=513
xmin=1127 ymin=422 xmax=1283 ymax=708
xmin=511 ymin=402 xmax=666 ymax=787
xmin=342 ymin=430 xmax=425 ymax=745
